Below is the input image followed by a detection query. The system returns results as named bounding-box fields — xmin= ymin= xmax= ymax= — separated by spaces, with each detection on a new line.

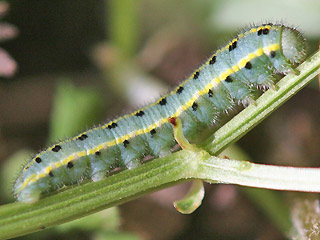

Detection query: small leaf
xmin=173 ymin=179 xmax=205 ymax=214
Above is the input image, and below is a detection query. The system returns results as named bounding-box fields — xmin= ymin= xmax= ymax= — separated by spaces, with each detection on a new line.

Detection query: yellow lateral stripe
xmin=19 ymin=43 xmax=280 ymax=192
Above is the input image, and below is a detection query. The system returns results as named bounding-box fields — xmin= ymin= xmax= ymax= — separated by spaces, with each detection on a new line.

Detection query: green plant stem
xmin=108 ymin=0 xmax=140 ymax=58
xmin=0 ymin=50 xmax=319 ymax=239
xmin=196 ymin=155 xmax=320 ymax=192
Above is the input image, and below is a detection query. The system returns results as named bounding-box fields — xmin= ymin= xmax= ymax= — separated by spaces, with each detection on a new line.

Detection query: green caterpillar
xmin=14 ymin=23 xmax=307 ymax=203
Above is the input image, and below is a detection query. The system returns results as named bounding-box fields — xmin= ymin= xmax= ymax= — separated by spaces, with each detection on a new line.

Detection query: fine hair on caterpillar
xmin=14 ymin=23 xmax=307 ymax=203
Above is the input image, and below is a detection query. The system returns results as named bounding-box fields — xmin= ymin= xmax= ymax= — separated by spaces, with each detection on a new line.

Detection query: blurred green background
xmin=0 ymin=0 xmax=320 ymax=239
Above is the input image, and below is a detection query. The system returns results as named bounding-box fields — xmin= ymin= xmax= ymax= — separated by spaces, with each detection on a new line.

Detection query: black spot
xmin=245 ymin=62 xmax=252 ymax=69
xmin=95 ymin=151 xmax=101 ymax=156
xmin=67 ymin=162 xmax=73 ymax=168
xmin=159 ymin=98 xmax=167 ymax=106
xmin=25 ymin=166 xmax=29 ymax=170
xmin=177 ymin=86 xmax=184 ymax=94
xmin=108 ymin=122 xmax=118 ymax=129
xmin=35 ymin=157 xmax=42 ymax=163
xmin=135 ymin=111 xmax=145 ymax=117
xmin=123 ymin=140 xmax=129 ymax=148
xmin=52 ymin=145 xmax=62 ymax=152
xmin=263 ymin=28 xmax=269 ymax=35
xmin=232 ymin=41 xmax=237 ymax=49
xmin=225 ymin=76 xmax=233 ymax=83
xmin=270 ymin=51 xmax=276 ymax=58
xmin=150 ymin=129 xmax=156 ymax=136
xmin=229 ymin=41 xmax=237 ymax=51
xmin=49 ymin=171 xmax=54 ymax=177
xmin=77 ymin=134 xmax=88 ymax=141
xmin=193 ymin=71 xmax=200 ymax=79
xmin=209 ymin=55 xmax=216 ymax=65
xmin=208 ymin=89 xmax=213 ymax=97
xmin=192 ymin=102 xmax=198 ymax=111
xmin=257 ymin=29 xmax=262 ymax=36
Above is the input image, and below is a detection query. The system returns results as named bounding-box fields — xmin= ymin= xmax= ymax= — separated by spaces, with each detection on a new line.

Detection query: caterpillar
xmin=14 ymin=23 xmax=307 ymax=203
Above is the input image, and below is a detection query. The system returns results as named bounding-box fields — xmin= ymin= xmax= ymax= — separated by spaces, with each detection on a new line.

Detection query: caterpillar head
xmin=281 ymin=27 xmax=307 ymax=65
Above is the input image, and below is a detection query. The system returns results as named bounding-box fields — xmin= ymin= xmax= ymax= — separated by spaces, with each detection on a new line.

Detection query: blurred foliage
xmin=0 ymin=149 xmax=33 ymax=203
xmin=291 ymin=198 xmax=320 ymax=239
xmin=48 ymin=80 xmax=104 ymax=142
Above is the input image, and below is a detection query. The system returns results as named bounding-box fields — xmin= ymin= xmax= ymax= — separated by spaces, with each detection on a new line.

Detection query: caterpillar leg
xmin=289 ymin=68 xmax=300 ymax=75
xmin=168 ymin=117 xmax=205 ymax=214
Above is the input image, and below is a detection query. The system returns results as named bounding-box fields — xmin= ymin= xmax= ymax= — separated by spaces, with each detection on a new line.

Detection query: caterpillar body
xmin=14 ymin=23 xmax=307 ymax=203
